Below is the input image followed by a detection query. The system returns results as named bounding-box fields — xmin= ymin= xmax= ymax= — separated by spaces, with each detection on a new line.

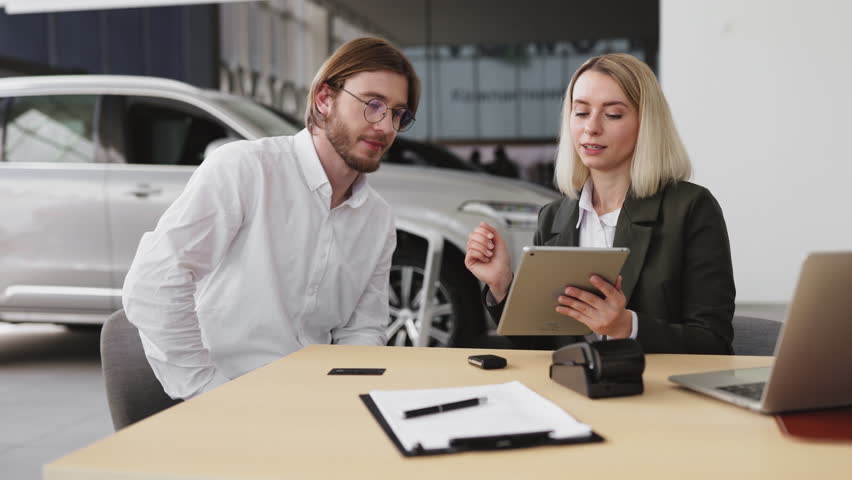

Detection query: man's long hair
xmin=304 ymin=37 xmax=420 ymax=132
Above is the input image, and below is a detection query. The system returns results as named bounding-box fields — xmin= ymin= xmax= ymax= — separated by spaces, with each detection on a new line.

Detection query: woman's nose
xmin=584 ymin=116 xmax=601 ymax=135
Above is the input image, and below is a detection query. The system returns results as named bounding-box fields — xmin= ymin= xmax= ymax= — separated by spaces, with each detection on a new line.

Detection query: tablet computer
xmin=496 ymin=246 xmax=630 ymax=336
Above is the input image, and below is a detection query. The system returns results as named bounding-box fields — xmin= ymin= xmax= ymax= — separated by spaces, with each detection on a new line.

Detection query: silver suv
xmin=0 ymin=75 xmax=558 ymax=347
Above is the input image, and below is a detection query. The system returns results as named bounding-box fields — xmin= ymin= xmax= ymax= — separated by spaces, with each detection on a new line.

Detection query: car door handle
xmin=128 ymin=184 xmax=162 ymax=198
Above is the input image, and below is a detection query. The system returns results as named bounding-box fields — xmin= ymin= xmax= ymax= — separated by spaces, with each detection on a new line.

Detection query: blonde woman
xmin=465 ymin=54 xmax=735 ymax=354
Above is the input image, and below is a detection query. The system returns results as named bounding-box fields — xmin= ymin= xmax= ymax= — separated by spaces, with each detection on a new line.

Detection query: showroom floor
xmin=0 ymin=304 xmax=788 ymax=480
xmin=0 ymin=323 xmax=113 ymax=480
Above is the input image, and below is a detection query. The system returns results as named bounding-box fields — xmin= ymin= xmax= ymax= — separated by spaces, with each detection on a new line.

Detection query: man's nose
xmin=372 ymin=112 xmax=396 ymax=135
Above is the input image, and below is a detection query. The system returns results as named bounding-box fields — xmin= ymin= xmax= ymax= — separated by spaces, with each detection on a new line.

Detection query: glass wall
xmin=218 ymin=0 xmax=368 ymax=122
xmin=405 ymin=39 xmax=646 ymax=142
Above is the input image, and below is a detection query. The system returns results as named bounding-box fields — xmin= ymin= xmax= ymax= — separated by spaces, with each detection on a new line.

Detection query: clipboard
xmin=360 ymin=381 xmax=604 ymax=456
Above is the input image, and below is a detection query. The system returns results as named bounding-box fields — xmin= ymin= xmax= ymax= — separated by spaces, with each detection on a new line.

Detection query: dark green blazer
xmin=486 ymin=181 xmax=735 ymax=354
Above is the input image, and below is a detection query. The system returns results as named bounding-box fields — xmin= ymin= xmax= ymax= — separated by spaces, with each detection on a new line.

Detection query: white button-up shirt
xmin=576 ymin=180 xmax=638 ymax=340
xmin=123 ymin=129 xmax=395 ymax=399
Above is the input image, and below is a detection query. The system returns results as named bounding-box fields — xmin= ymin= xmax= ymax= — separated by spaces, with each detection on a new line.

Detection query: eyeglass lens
xmin=363 ymin=98 xmax=414 ymax=132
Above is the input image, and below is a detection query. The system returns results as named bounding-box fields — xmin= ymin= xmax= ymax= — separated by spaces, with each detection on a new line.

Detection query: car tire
xmin=386 ymin=243 xmax=486 ymax=347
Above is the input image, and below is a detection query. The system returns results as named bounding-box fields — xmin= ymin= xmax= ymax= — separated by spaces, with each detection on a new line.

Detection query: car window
xmin=382 ymin=141 xmax=426 ymax=167
xmin=383 ymin=138 xmax=482 ymax=172
xmin=3 ymin=95 xmax=97 ymax=163
xmin=207 ymin=95 xmax=299 ymax=137
xmin=124 ymin=97 xmax=228 ymax=166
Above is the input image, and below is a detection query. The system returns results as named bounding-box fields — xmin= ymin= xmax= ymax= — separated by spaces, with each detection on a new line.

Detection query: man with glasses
xmin=123 ymin=37 xmax=420 ymax=400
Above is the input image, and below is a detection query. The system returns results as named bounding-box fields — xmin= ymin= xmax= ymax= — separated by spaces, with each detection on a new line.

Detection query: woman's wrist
xmin=489 ymin=272 xmax=513 ymax=304
xmin=610 ymin=310 xmax=634 ymax=339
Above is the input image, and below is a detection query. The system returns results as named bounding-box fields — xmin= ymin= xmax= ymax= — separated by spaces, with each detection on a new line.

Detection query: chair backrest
xmin=732 ymin=315 xmax=783 ymax=356
xmin=100 ymin=309 xmax=181 ymax=430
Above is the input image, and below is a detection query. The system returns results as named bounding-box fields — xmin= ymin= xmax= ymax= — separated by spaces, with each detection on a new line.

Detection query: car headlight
xmin=459 ymin=201 xmax=540 ymax=230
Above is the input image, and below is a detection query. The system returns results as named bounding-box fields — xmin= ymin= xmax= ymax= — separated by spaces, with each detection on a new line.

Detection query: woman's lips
xmin=581 ymin=143 xmax=606 ymax=155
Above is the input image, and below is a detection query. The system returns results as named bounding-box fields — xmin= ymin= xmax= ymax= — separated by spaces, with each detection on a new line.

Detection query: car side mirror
xmin=203 ymin=137 xmax=238 ymax=160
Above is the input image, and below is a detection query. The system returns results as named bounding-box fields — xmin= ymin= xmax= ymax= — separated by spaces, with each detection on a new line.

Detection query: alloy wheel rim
xmin=386 ymin=264 xmax=454 ymax=347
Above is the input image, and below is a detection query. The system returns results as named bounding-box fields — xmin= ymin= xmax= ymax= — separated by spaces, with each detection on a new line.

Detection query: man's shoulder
xmin=213 ymin=136 xmax=294 ymax=161
xmin=362 ymin=181 xmax=393 ymax=215
xmin=204 ymin=136 xmax=296 ymax=176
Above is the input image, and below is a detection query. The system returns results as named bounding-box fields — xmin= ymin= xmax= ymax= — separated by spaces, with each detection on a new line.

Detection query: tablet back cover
xmin=497 ymin=247 xmax=629 ymax=336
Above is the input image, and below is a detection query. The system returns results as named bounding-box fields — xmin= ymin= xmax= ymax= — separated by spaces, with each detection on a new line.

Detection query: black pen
xmin=403 ymin=396 xmax=488 ymax=419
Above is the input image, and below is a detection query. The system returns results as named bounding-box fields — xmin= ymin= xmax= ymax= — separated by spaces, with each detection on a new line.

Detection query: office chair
xmin=731 ymin=315 xmax=782 ymax=356
xmin=100 ymin=309 xmax=181 ymax=430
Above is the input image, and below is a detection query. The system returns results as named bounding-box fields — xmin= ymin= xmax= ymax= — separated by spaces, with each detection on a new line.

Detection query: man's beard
xmin=324 ymin=113 xmax=387 ymax=174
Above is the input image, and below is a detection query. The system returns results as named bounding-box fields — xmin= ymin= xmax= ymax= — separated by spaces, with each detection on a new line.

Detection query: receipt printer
xmin=550 ymin=339 xmax=645 ymax=398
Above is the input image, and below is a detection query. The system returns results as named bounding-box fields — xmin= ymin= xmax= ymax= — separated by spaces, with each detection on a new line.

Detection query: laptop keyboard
xmin=717 ymin=382 xmax=766 ymax=401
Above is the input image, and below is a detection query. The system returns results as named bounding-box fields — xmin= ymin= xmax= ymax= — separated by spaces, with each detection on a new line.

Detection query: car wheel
xmin=386 ymin=244 xmax=485 ymax=347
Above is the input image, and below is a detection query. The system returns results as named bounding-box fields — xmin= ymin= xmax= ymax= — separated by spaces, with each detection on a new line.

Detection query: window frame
xmin=0 ymin=97 xmax=9 ymax=162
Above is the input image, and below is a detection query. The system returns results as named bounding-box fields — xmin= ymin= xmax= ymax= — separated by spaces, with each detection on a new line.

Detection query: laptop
xmin=669 ymin=251 xmax=852 ymax=414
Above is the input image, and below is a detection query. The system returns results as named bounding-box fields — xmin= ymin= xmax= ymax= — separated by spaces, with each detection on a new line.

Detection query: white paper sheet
xmin=368 ymin=381 xmax=592 ymax=451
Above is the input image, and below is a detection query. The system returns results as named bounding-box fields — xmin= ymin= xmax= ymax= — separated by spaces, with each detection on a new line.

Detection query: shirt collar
xmin=294 ymin=129 xmax=329 ymax=192
xmin=576 ymin=179 xmax=595 ymax=229
xmin=598 ymin=208 xmax=620 ymax=227
xmin=575 ymin=179 xmax=621 ymax=228
xmin=347 ymin=174 xmax=369 ymax=208
xmin=293 ymin=128 xmax=370 ymax=209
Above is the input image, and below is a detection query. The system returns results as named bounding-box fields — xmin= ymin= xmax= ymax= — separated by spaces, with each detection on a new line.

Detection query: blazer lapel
xmin=613 ymin=191 xmax=663 ymax=303
xmin=544 ymin=198 xmax=580 ymax=246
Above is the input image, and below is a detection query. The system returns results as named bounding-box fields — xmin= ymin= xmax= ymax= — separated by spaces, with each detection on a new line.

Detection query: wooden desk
xmin=45 ymin=345 xmax=850 ymax=479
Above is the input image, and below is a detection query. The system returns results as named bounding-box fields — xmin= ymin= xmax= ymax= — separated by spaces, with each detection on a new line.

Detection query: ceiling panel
xmin=321 ymin=0 xmax=658 ymax=46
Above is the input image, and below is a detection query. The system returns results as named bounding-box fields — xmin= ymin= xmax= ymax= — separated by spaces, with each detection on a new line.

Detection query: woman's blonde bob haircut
xmin=305 ymin=37 xmax=420 ymax=131
xmin=554 ymin=53 xmax=691 ymax=199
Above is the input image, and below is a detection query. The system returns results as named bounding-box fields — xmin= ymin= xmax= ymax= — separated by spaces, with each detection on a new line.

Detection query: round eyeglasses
xmin=338 ymin=87 xmax=416 ymax=133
